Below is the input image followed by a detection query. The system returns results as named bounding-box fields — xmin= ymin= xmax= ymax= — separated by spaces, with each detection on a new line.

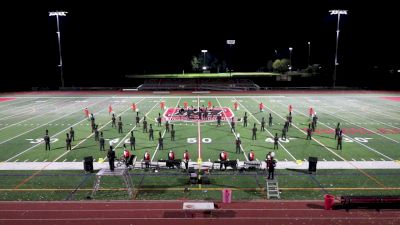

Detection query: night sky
xmin=2 ymin=0 xmax=399 ymax=89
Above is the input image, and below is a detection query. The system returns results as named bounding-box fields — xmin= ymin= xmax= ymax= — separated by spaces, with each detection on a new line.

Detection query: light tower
xmin=329 ymin=9 xmax=348 ymax=88
xmin=201 ymin=50 xmax=208 ymax=71
xmin=49 ymin=11 xmax=68 ymax=88
xmin=288 ymin=47 xmax=293 ymax=71
xmin=227 ymin=40 xmax=236 ymax=77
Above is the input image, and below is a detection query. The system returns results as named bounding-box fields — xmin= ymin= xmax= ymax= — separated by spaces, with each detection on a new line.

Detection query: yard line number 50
xmin=187 ymin=138 xmax=212 ymax=144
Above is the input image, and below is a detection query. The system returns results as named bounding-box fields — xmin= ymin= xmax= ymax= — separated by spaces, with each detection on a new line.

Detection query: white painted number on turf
xmin=26 ymin=138 xmax=59 ymax=144
xmin=109 ymin=138 xmax=120 ymax=146
xmin=265 ymin=138 xmax=294 ymax=143
xmin=187 ymin=138 xmax=212 ymax=144
xmin=344 ymin=137 xmax=372 ymax=143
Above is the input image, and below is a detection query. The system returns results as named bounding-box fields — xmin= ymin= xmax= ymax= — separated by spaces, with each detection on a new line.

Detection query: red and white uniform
xmin=184 ymin=101 xmax=188 ymax=109
xmin=259 ymin=102 xmax=264 ymax=111
xmin=108 ymin=105 xmax=113 ymax=114
xmin=84 ymin=108 xmax=89 ymax=118
xmin=144 ymin=152 xmax=150 ymax=160
xmin=249 ymin=152 xmax=255 ymax=161
xmin=309 ymin=107 xmax=314 ymax=117
xmin=123 ymin=149 xmax=131 ymax=159
xmin=289 ymin=105 xmax=293 ymax=113
xmin=183 ymin=152 xmax=190 ymax=162
xmin=208 ymin=101 xmax=212 ymax=108
xmin=220 ymin=152 xmax=227 ymax=161
xmin=234 ymin=102 xmax=238 ymax=110
xmin=160 ymin=101 xmax=165 ymax=110
xmin=168 ymin=151 xmax=175 ymax=160
xmin=131 ymin=103 xmax=136 ymax=111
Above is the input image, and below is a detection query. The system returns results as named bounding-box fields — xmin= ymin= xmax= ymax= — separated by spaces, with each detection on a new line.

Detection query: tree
xmin=272 ymin=58 xmax=290 ymax=73
xmin=191 ymin=56 xmax=201 ymax=72
xmin=191 ymin=53 xmax=222 ymax=72
xmin=267 ymin=60 xmax=273 ymax=71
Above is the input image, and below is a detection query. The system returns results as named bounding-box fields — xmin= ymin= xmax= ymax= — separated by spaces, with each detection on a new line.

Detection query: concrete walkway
xmin=0 ymin=160 xmax=399 ymax=170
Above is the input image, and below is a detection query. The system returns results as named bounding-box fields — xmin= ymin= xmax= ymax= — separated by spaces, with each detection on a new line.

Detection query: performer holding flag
xmin=234 ymin=101 xmax=238 ymax=111
xmin=131 ymin=103 xmax=136 ymax=112
xmin=108 ymin=105 xmax=113 ymax=115
xmin=309 ymin=107 xmax=314 ymax=119
xmin=289 ymin=105 xmax=293 ymax=113
xmin=184 ymin=101 xmax=188 ymax=109
xmin=84 ymin=107 xmax=89 ymax=118
xmin=160 ymin=101 xmax=165 ymax=110
xmin=208 ymin=101 xmax=212 ymax=108
xmin=259 ymin=102 xmax=264 ymax=112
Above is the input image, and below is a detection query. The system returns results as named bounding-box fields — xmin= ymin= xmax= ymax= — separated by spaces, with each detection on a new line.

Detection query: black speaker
xmin=308 ymin=157 xmax=318 ymax=173
xmin=84 ymin=156 xmax=94 ymax=172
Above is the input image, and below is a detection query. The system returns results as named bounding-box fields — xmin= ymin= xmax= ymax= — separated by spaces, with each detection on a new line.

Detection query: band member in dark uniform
xmin=130 ymin=131 xmax=136 ymax=150
xmin=243 ymin=112 xmax=248 ymax=127
xmin=107 ymin=146 xmax=116 ymax=171
xmin=274 ymin=133 xmax=279 ymax=149
xmin=252 ymin=123 xmax=257 ymax=140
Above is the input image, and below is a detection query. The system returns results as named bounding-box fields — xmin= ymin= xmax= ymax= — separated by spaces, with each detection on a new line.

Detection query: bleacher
xmin=138 ymin=79 xmax=259 ymax=91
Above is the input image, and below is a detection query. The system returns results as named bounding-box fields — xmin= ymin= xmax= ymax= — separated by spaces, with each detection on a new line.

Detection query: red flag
xmin=309 ymin=107 xmax=314 ymax=116
xmin=131 ymin=103 xmax=136 ymax=111
xmin=259 ymin=102 xmax=264 ymax=110
xmin=84 ymin=108 xmax=89 ymax=117
xmin=234 ymin=102 xmax=238 ymax=110
xmin=109 ymin=105 xmax=113 ymax=114
xmin=208 ymin=101 xmax=212 ymax=108
xmin=289 ymin=105 xmax=293 ymax=113
xmin=183 ymin=101 xmax=188 ymax=108
xmin=160 ymin=101 xmax=165 ymax=110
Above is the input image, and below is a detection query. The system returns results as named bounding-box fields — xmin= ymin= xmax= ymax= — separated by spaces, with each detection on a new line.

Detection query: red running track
xmin=0 ymin=200 xmax=399 ymax=225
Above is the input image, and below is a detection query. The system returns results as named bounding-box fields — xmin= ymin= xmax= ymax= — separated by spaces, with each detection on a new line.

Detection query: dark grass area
xmin=0 ymin=169 xmax=399 ymax=200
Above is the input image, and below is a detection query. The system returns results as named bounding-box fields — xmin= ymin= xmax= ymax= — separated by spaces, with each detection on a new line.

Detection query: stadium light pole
xmin=329 ymin=9 xmax=348 ymax=88
xmin=227 ymin=40 xmax=235 ymax=77
xmin=49 ymin=11 xmax=67 ymax=88
xmin=307 ymin=42 xmax=311 ymax=66
xmin=288 ymin=47 xmax=293 ymax=72
xmin=201 ymin=50 xmax=208 ymax=71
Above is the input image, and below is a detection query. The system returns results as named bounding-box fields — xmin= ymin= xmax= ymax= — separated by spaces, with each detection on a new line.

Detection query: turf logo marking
xmin=163 ymin=107 xmax=233 ymax=122
xmin=26 ymin=138 xmax=59 ymax=144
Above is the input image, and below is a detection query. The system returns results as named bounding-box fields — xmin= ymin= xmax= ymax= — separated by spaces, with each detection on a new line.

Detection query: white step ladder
xmin=266 ymin=179 xmax=280 ymax=199
xmin=91 ymin=168 xmax=134 ymax=199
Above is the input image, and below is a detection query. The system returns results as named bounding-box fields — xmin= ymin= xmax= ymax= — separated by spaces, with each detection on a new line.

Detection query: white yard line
xmin=216 ymin=97 xmax=249 ymax=161
xmin=0 ymin=98 xmax=54 ymax=114
xmin=151 ymin=98 xmax=181 ymax=161
xmin=277 ymin=99 xmax=394 ymax=161
xmin=113 ymin=98 xmax=162 ymax=154
xmin=4 ymin=97 xmax=113 ymax=162
xmin=233 ymin=97 xmax=297 ymax=161
xmin=343 ymin=97 xmax=400 ymax=120
xmin=0 ymin=97 xmax=42 ymax=108
xmin=52 ymin=98 xmax=146 ymax=163
xmin=321 ymin=97 xmax=400 ymax=129
xmin=250 ymin=97 xmax=346 ymax=161
xmin=0 ymin=100 xmax=103 ymax=144
xmin=313 ymin=101 xmax=399 ymax=144
xmin=197 ymin=96 xmax=202 ymax=161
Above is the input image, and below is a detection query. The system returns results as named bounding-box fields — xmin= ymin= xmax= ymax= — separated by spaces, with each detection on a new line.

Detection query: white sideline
xmin=0 ymin=161 xmax=399 ymax=170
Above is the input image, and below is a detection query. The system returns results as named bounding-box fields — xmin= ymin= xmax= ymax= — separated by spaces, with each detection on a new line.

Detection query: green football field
xmin=0 ymin=91 xmax=399 ymax=200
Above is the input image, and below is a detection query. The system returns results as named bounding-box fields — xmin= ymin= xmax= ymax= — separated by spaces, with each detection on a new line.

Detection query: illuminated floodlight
xmin=49 ymin=11 xmax=68 ymax=16
xmin=329 ymin=10 xmax=347 ymax=15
